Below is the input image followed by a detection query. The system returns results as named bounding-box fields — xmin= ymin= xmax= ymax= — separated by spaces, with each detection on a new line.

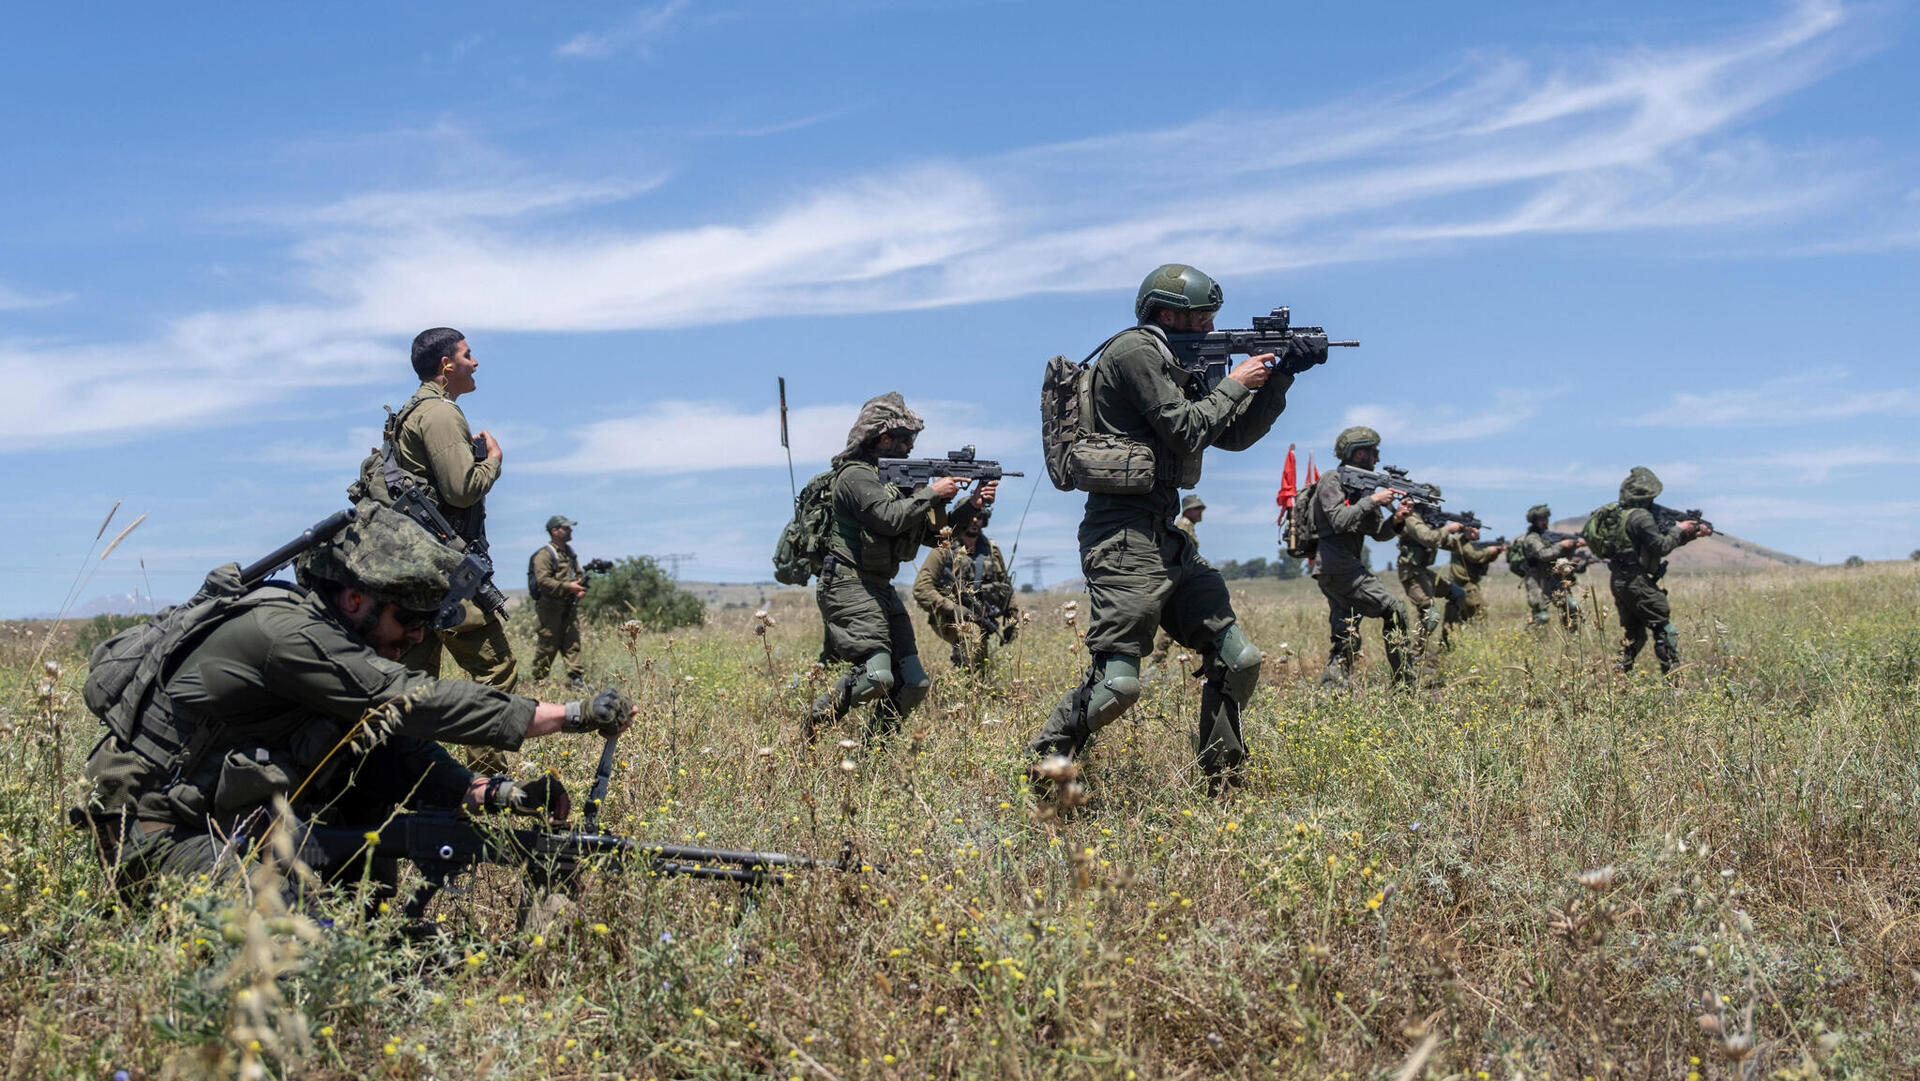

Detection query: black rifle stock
xmin=878 ymin=445 xmax=1023 ymax=491
xmin=1335 ymin=464 xmax=1444 ymax=508
xmin=1163 ymin=306 xmax=1359 ymax=392
xmin=239 ymin=509 xmax=356 ymax=587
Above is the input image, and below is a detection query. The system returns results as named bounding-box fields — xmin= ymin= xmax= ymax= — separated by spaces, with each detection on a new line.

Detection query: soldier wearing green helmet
xmin=1605 ymin=467 xmax=1711 ymax=675
xmin=1393 ymin=482 xmax=1465 ymax=661
xmin=1029 ymin=264 xmax=1324 ymax=794
xmin=77 ymin=505 xmax=634 ymax=896
xmin=1308 ymin=425 xmax=1418 ymax=687
xmin=1515 ymin=503 xmax=1584 ymax=629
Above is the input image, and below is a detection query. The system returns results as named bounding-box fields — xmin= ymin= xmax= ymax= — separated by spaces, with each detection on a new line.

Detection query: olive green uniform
xmin=529 ymin=542 xmax=585 ymax=682
xmin=1610 ymin=506 xmax=1688 ymax=673
xmin=1310 ymin=472 xmax=1414 ymax=685
xmin=912 ymin=534 xmax=1016 ymax=669
xmin=1029 ymin=326 xmax=1291 ymax=777
xmin=1437 ymin=541 xmax=1501 ymax=634
xmin=389 ymin=383 xmax=517 ymax=693
xmin=1395 ymin=514 xmax=1463 ymax=656
xmin=1516 ymin=529 xmax=1581 ymax=628
xmin=81 ymin=587 xmax=533 ymax=889
xmin=1149 ymin=513 xmax=1200 ymax=663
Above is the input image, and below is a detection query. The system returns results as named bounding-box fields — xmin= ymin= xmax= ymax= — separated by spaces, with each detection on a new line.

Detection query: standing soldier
xmin=1515 ymin=504 xmax=1584 ymax=629
xmin=529 ymin=515 xmax=588 ymax=688
xmin=1600 ymin=467 xmax=1711 ymax=674
xmin=1028 ymin=264 xmax=1324 ymax=791
xmin=1310 ymin=426 xmax=1416 ymax=688
xmin=1434 ymin=525 xmax=1507 ymax=645
xmin=912 ymin=494 xmax=1017 ymax=670
xmin=1393 ymin=489 xmax=1464 ymax=661
xmin=807 ymin=393 xmax=991 ymax=741
xmin=356 ymin=327 xmax=517 ymax=692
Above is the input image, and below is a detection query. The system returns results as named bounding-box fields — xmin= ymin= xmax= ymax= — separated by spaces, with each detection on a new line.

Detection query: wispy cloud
xmin=1 ymin=1 xmax=1875 ymax=451
xmin=1341 ymin=389 xmax=1550 ymax=447
xmin=556 ymin=0 xmax=692 ymax=59
xmin=1634 ymin=369 xmax=1920 ymax=427
xmin=0 ymin=282 xmax=75 ymax=311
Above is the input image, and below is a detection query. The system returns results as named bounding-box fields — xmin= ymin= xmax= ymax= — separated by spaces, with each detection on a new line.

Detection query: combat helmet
xmin=1333 ymin=425 xmax=1381 ymax=463
xmin=1135 ymin=264 xmax=1223 ymax=323
xmin=1527 ymin=504 xmax=1552 ymax=524
xmin=834 ymin=392 xmax=925 ymax=468
xmin=297 ymin=504 xmax=461 ymax=615
xmin=1180 ymin=493 xmax=1206 ymax=512
xmin=1619 ymin=467 xmax=1663 ymax=506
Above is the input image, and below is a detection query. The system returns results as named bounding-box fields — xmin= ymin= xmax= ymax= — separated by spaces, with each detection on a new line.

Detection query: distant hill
xmin=1552 ymin=516 xmax=1810 ymax=569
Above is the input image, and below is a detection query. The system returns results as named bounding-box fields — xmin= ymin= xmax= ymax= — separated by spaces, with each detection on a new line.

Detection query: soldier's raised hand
xmin=1442 ymin=521 xmax=1464 ymax=534
xmin=1368 ymin=487 xmax=1403 ymax=507
xmin=478 ymin=430 xmax=501 ymax=461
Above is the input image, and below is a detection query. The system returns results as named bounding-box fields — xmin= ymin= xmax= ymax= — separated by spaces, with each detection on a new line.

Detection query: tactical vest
xmin=349 ymin=394 xmax=487 ymax=546
xmin=830 ymin=462 xmax=925 ymax=576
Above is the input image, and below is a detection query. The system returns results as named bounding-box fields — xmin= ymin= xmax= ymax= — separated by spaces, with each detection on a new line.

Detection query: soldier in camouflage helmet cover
xmin=1309 ymin=426 xmax=1418 ymax=687
xmin=1029 ymin=266 xmax=1324 ymax=794
xmin=1393 ymin=483 xmax=1465 ymax=663
xmin=808 ymin=393 xmax=994 ymax=741
xmin=1606 ymin=467 xmax=1712 ymax=675
xmin=1434 ymin=523 xmax=1507 ymax=645
xmin=78 ymin=504 xmax=635 ymax=897
xmin=1515 ymin=503 xmax=1584 ymax=629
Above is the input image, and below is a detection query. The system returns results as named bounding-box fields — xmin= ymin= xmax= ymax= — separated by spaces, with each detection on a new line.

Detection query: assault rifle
xmin=1652 ymin=505 xmax=1714 ymax=535
xmin=387 ymin=486 xmax=510 ymax=628
xmin=1163 ymin=306 xmax=1360 ymax=393
xmin=302 ymin=736 xmax=873 ymax=923
xmin=879 ymin=446 xmax=1023 ymax=492
xmin=1415 ymin=505 xmax=1482 ymax=532
xmin=1335 ymin=464 xmax=1444 ymax=508
xmin=1533 ymin=531 xmax=1597 ymax=573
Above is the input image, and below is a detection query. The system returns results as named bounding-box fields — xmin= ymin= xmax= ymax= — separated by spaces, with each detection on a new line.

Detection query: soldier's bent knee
xmin=851 ymin=652 xmax=896 ymax=703
xmin=1085 ymin=655 xmax=1141 ymax=732
xmin=895 ymin=655 xmax=931 ymax=710
xmin=1211 ymin=625 xmax=1262 ymax=701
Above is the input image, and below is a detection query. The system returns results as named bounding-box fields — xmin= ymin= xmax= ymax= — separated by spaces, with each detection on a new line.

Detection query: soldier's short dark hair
xmin=411 ymin=327 xmax=466 ymax=381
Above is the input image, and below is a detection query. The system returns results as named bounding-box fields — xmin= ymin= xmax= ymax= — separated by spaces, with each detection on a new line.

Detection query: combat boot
xmin=804 ymin=673 xmax=856 ymax=744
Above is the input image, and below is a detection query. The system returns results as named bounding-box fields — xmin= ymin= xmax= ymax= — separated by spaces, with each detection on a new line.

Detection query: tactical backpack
xmin=83 ymin=563 xmax=298 ymax=776
xmin=1506 ymin=538 xmax=1530 ymax=576
xmin=1040 ymin=330 xmax=1163 ymax=495
xmin=526 ymin=549 xmax=544 ymax=603
xmin=772 ymin=469 xmax=839 ymax=585
xmin=1281 ymin=503 xmax=1317 ymax=559
xmin=1582 ymin=502 xmax=1631 ymax=560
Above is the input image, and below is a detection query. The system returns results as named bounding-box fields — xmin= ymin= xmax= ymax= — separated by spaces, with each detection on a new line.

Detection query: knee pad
xmin=1084 ymin=655 xmax=1141 ymax=733
xmin=1208 ymin=625 xmax=1263 ymax=702
xmin=894 ymin=655 xmax=930 ymax=711
xmin=851 ymin=652 xmax=895 ymax=704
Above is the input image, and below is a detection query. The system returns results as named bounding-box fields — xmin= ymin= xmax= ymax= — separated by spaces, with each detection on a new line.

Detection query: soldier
xmin=1434 ymin=524 xmax=1507 ymax=645
xmin=76 ymin=505 xmax=633 ymax=895
xmin=366 ymin=327 xmax=517 ymax=693
xmin=1515 ymin=504 xmax=1585 ymax=629
xmin=1393 ymin=488 xmax=1464 ymax=660
xmin=1310 ymin=426 xmax=1416 ymax=687
xmin=1604 ymin=467 xmax=1711 ymax=674
xmin=807 ymin=393 xmax=992 ymax=741
xmin=1029 ymin=264 xmax=1323 ymax=791
xmin=1148 ymin=493 xmax=1207 ymax=667
xmin=529 ymin=514 xmax=588 ymax=688
xmin=911 ymin=494 xmax=1017 ymax=671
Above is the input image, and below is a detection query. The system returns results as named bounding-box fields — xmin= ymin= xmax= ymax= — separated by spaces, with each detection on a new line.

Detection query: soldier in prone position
xmin=77 ymin=506 xmax=632 ymax=897
xmin=528 ymin=514 xmax=588 ymax=688
xmin=1029 ymin=265 xmax=1324 ymax=791
xmin=807 ymin=393 xmax=993 ymax=741
xmin=912 ymin=494 xmax=1017 ymax=671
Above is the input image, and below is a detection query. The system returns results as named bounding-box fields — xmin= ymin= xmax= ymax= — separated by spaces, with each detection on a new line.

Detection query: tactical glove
xmin=482 ymin=775 xmax=572 ymax=821
xmin=563 ymin=686 xmax=634 ymax=737
xmin=1281 ymin=333 xmax=1331 ymax=374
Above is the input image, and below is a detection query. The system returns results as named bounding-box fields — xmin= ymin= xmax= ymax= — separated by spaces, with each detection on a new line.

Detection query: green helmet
xmin=297 ymin=504 xmax=461 ymax=614
xmin=1527 ymin=504 xmax=1552 ymax=523
xmin=1619 ymin=467 xmax=1663 ymax=506
xmin=1134 ymin=264 xmax=1223 ymax=323
xmin=1334 ymin=425 xmax=1381 ymax=462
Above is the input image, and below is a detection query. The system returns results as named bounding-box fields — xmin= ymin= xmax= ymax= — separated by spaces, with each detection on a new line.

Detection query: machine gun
xmin=1335 ymin=464 xmax=1444 ymax=508
xmin=1163 ymin=306 xmax=1359 ymax=393
xmin=1652 ymin=504 xmax=1714 ymax=535
xmin=301 ymin=735 xmax=874 ymax=924
xmin=879 ymin=446 xmax=1023 ymax=492
xmin=239 ymin=509 xmax=356 ymax=587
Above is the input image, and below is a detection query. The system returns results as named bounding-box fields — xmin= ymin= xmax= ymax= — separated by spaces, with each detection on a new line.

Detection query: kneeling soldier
xmin=912 ymin=494 xmax=1017 ymax=671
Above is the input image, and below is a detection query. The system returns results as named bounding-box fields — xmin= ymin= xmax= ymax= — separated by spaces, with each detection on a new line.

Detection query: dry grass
xmin=1 ymin=559 xmax=1916 ymax=1079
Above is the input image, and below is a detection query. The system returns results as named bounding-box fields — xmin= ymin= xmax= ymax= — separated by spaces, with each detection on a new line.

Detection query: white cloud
xmin=1634 ymin=369 xmax=1920 ymax=427
xmin=556 ymin=0 xmax=692 ymax=59
xmin=1341 ymin=389 xmax=1548 ymax=447
xmin=0 ymin=282 xmax=74 ymax=311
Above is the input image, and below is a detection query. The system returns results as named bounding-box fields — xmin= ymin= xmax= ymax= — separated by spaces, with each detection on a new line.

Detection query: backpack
xmin=526 ymin=549 xmax=544 ymax=603
xmin=1506 ymin=537 xmax=1530 ymax=576
xmin=1040 ymin=331 xmax=1159 ymax=495
xmin=772 ymin=469 xmax=839 ymax=585
xmin=1281 ymin=504 xmax=1317 ymax=559
xmin=83 ymin=563 xmax=296 ymax=773
xmin=1582 ymin=502 xmax=1631 ymax=559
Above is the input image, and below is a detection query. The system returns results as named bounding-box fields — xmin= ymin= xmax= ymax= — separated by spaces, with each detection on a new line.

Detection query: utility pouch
xmin=213 ymin=747 xmax=295 ymax=813
xmin=1067 ymin=435 xmax=1158 ymax=495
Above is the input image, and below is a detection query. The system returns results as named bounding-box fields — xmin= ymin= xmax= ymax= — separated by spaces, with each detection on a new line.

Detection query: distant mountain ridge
xmin=1552 ymin=516 xmax=1809 ymax=569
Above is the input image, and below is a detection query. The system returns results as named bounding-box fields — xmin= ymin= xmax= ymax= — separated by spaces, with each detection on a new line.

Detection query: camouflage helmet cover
xmin=1527 ymin=504 xmax=1552 ymax=522
xmin=1333 ymin=425 xmax=1381 ymax=462
xmin=834 ymin=392 xmax=925 ymax=467
xmin=1180 ymin=493 xmax=1206 ymax=512
xmin=1134 ymin=264 xmax=1223 ymax=323
xmin=298 ymin=504 xmax=461 ymax=613
xmin=1619 ymin=466 xmax=1663 ymax=505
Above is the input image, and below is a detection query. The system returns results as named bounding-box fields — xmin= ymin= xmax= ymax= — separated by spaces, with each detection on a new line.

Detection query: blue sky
xmin=4 ymin=0 xmax=1918 ymax=614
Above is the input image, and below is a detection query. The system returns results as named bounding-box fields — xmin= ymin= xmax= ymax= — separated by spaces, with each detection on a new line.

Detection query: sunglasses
xmin=391 ymin=605 xmax=438 ymax=631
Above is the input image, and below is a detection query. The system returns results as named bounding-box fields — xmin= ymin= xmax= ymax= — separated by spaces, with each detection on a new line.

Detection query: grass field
xmin=2 ymin=558 xmax=1917 ymax=1079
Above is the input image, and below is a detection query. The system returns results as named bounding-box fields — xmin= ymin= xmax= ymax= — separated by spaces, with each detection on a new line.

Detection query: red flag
xmin=1275 ymin=443 xmax=1298 ymax=524
xmin=1304 ymin=452 xmax=1320 ymax=489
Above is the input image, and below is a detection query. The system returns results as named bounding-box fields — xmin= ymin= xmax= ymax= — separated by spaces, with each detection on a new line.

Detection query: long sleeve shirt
xmin=1309 ymin=471 xmax=1396 ymax=578
xmin=828 ymin=459 xmax=948 ymax=578
xmin=1619 ymin=506 xmax=1688 ymax=575
xmin=394 ymin=382 xmax=501 ymax=511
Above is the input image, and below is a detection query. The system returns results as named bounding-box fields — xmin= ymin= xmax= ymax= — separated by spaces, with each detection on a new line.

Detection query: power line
xmin=656 ymin=552 xmax=696 ymax=580
xmin=1023 ymin=555 xmax=1054 ymax=591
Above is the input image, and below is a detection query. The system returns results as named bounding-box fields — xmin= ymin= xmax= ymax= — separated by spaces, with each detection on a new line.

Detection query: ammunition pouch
xmin=1067 ymin=435 xmax=1158 ymax=495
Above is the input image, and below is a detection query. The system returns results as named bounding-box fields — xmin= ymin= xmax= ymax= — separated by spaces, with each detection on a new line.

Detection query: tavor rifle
xmin=879 ymin=445 xmax=1023 ymax=492
xmin=1163 ymin=306 xmax=1359 ymax=393
xmin=1334 ymin=464 xmax=1444 ymax=508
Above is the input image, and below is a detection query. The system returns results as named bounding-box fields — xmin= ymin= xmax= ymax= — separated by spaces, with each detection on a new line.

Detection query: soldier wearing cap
xmin=912 ymin=493 xmax=1017 ymax=671
xmin=806 ymin=393 xmax=993 ymax=741
xmin=1308 ymin=425 xmax=1417 ymax=687
xmin=1515 ymin=504 xmax=1585 ymax=629
xmin=529 ymin=514 xmax=588 ymax=687
xmin=76 ymin=505 xmax=633 ymax=894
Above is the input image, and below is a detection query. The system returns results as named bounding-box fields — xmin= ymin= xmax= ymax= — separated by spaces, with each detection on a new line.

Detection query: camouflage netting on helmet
xmin=297 ymin=504 xmax=461 ymax=612
xmin=1528 ymin=504 xmax=1552 ymax=522
xmin=1619 ymin=466 xmax=1663 ymax=506
xmin=833 ymin=392 xmax=925 ymax=468
xmin=1334 ymin=425 xmax=1381 ymax=462
xmin=1180 ymin=493 xmax=1206 ymax=511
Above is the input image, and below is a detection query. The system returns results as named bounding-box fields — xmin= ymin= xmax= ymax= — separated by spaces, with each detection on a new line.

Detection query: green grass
xmin=1 ymin=560 xmax=1916 ymax=1079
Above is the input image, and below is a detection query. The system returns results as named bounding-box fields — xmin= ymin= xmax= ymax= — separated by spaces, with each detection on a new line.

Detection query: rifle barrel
xmin=240 ymin=509 xmax=356 ymax=586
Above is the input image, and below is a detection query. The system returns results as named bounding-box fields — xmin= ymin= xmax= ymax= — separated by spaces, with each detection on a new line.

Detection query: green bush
xmin=576 ymin=556 xmax=705 ymax=631
xmin=1844 ymin=554 xmax=1866 ymax=568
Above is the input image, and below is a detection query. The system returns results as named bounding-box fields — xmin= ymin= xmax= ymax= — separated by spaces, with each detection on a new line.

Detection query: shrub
xmin=1844 ymin=555 xmax=1866 ymax=568
xmin=577 ymin=556 xmax=705 ymax=631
